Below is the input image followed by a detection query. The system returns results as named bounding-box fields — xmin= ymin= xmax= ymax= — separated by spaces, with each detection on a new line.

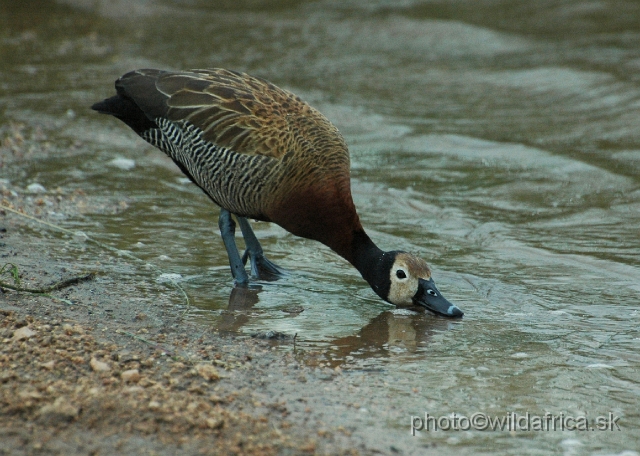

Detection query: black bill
xmin=413 ymin=278 xmax=464 ymax=318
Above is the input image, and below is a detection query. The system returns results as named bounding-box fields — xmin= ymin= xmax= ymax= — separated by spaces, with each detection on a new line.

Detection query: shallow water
xmin=2 ymin=0 xmax=639 ymax=453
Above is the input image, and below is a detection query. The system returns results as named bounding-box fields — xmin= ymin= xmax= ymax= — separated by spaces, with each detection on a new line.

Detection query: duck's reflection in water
xmin=214 ymin=286 xmax=461 ymax=366
xmin=322 ymin=311 xmax=460 ymax=367
xmin=214 ymin=285 xmax=263 ymax=334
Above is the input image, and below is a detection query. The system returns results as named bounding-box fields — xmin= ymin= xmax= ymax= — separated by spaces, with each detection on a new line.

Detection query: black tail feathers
xmin=91 ymin=95 xmax=157 ymax=135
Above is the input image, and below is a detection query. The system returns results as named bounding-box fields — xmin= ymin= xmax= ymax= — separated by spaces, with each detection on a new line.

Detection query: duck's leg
xmin=237 ymin=217 xmax=286 ymax=279
xmin=218 ymin=208 xmax=249 ymax=285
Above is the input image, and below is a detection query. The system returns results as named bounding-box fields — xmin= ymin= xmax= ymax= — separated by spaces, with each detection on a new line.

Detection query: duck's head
xmin=373 ymin=252 xmax=463 ymax=318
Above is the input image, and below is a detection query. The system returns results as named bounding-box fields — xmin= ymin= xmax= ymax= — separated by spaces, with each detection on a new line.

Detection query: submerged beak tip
xmin=448 ymin=305 xmax=464 ymax=318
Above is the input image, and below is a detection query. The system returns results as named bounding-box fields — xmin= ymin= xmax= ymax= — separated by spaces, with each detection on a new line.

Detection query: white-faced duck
xmin=93 ymin=69 xmax=463 ymax=318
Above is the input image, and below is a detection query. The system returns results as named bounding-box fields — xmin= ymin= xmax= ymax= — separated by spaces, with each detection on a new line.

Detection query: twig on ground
xmin=0 ymin=265 xmax=95 ymax=294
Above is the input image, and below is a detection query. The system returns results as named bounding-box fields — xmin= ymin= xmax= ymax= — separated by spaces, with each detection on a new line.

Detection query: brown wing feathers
xmin=95 ymin=68 xmax=350 ymax=165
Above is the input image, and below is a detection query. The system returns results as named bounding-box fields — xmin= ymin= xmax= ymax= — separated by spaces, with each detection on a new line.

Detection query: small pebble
xmin=107 ymin=157 xmax=136 ymax=170
xmin=121 ymin=369 xmax=141 ymax=383
xmin=148 ymin=400 xmax=161 ymax=410
xmin=205 ymin=417 xmax=224 ymax=429
xmin=90 ymin=358 xmax=110 ymax=372
xmin=13 ymin=326 xmax=36 ymax=341
xmin=26 ymin=183 xmax=46 ymax=193
xmin=196 ymin=364 xmax=220 ymax=382
xmin=208 ymin=394 xmax=225 ymax=404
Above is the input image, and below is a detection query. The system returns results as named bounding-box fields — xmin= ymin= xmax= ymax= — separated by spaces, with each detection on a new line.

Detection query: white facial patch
xmin=387 ymin=253 xmax=431 ymax=307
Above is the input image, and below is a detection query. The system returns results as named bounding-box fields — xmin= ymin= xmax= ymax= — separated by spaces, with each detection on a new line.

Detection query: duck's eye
xmin=426 ymin=288 xmax=438 ymax=297
xmin=396 ymin=269 xmax=407 ymax=279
